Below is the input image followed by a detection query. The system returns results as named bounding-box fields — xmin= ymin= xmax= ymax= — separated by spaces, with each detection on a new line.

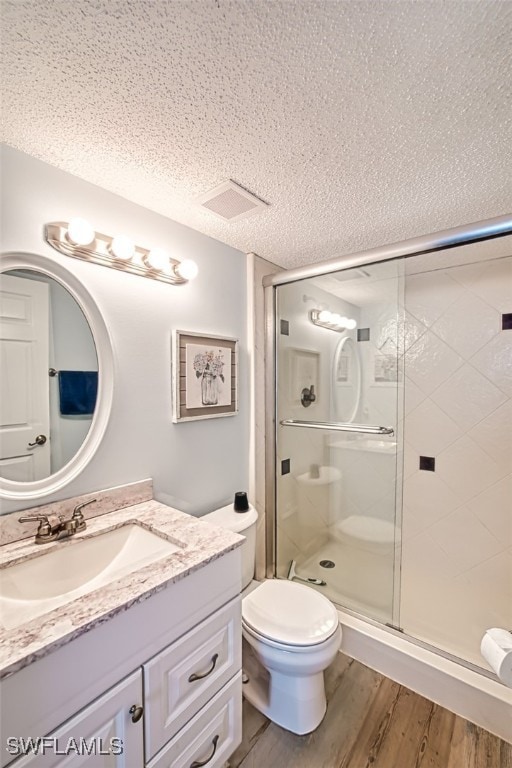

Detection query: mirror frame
xmin=332 ymin=335 xmax=361 ymax=423
xmin=0 ymin=252 xmax=114 ymax=500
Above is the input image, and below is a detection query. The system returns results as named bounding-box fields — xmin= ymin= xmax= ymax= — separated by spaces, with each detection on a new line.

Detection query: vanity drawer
xmin=143 ymin=597 xmax=241 ymax=760
xmin=147 ymin=672 xmax=242 ymax=768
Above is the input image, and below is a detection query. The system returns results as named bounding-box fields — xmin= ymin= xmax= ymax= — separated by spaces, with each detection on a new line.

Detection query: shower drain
xmin=319 ymin=559 xmax=335 ymax=569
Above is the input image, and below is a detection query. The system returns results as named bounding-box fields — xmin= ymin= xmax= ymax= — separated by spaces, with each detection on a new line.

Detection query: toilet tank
xmin=202 ymin=503 xmax=258 ymax=590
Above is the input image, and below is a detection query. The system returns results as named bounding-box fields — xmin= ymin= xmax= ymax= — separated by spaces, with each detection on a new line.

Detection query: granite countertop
xmin=0 ymin=500 xmax=243 ymax=678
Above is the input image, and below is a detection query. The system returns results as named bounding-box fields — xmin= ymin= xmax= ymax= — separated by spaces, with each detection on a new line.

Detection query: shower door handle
xmin=280 ymin=419 xmax=394 ymax=435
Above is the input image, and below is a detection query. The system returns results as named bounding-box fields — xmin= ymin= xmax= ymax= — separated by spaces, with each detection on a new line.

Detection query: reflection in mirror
xmin=332 ymin=336 xmax=361 ymax=422
xmin=0 ymin=269 xmax=98 ymax=482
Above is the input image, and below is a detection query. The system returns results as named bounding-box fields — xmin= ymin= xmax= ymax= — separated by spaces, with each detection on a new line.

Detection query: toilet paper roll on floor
xmin=480 ymin=628 xmax=512 ymax=687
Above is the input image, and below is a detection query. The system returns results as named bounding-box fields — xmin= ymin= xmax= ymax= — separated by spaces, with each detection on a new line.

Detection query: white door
xmin=0 ymin=273 xmax=51 ymax=480
xmin=11 ymin=671 xmax=144 ymax=767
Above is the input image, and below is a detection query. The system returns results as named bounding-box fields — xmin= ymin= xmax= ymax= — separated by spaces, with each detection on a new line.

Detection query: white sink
xmin=0 ymin=524 xmax=181 ymax=630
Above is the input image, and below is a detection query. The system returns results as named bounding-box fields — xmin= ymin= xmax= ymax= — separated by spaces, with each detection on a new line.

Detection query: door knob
xmin=28 ymin=434 xmax=47 ymax=447
xmin=129 ymin=704 xmax=144 ymax=723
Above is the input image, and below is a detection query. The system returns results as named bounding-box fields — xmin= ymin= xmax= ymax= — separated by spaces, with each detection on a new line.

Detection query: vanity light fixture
xmin=45 ymin=220 xmax=198 ymax=285
xmin=310 ymin=309 xmax=357 ymax=332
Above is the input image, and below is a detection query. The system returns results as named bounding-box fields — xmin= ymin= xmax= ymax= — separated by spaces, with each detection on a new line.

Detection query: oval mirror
xmin=0 ymin=253 xmax=113 ymax=502
xmin=332 ymin=336 xmax=361 ymax=422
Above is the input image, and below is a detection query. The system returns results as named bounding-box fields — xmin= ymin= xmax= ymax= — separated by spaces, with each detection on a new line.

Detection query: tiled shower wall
xmin=401 ymin=256 xmax=512 ymax=668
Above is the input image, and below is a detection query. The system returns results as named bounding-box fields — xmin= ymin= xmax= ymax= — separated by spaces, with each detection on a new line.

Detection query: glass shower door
xmin=275 ymin=261 xmax=404 ymax=626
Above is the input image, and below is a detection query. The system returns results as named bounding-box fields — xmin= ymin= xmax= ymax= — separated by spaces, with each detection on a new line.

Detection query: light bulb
xmin=110 ymin=235 xmax=135 ymax=261
xmin=330 ymin=313 xmax=343 ymax=326
xmin=346 ymin=318 xmax=357 ymax=330
xmin=145 ymin=248 xmax=170 ymax=272
xmin=67 ymin=218 xmax=95 ymax=246
xmin=318 ymin=310 xmax=331 ymax=323
xmin=174 ymin=259 xmax=198 ymax=281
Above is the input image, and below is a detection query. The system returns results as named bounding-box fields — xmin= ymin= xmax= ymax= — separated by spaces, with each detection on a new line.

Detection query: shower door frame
xmin=264 ymin=214 xmax=512 ymax=591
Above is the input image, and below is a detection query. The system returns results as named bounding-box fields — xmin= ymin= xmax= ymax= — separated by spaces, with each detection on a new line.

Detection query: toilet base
xmin=242 ymin=638 xmax=329 ymax=735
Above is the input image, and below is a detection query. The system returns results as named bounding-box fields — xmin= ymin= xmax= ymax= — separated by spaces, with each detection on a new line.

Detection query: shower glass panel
xmin=275 ymin=261 xmax=404 ymax=626
xmin=273 ymin=231 xmax=511 ymax=673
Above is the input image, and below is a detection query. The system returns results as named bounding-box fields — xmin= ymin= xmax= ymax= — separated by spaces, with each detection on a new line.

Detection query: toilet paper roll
xmin=480 ymin=628 xmax=512 ymax=687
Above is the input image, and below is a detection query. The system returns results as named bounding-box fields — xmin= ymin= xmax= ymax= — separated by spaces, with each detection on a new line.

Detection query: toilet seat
xmin=242 ymin=579 xmax=339 ymax=647
xmin=241 ymin=619 xmax=340 ymax=653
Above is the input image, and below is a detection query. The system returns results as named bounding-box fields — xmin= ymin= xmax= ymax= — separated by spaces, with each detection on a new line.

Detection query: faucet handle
xmin=72 ymin=498 xmax=97 ymax=518
xmin=18 ymin=514 xmax=52 ymax=537
xmin=71 ymin=499 xmax=97 ymax=531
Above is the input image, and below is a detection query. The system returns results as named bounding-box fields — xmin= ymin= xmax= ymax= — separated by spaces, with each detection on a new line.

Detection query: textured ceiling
xmin=2 ymin=0 xmax=511 ymax=269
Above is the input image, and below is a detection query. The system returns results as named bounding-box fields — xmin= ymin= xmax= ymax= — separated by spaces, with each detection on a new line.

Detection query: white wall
xmin=1 ymin=145 xmax=249 ymax=515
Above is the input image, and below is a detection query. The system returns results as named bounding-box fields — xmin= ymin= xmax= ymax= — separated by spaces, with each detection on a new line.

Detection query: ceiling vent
xmin=196 ymin=180 xmax=269 ymax=222
xmin=333 ymin=268 xmax=371 ymax=282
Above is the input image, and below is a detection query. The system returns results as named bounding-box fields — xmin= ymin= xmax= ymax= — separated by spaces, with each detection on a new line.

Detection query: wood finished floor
xmin=228 ymin=653 xmax=512 ymax=768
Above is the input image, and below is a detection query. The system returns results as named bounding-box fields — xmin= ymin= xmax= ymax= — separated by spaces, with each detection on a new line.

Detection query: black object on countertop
xmin=234 ymin=491 xmax=249 ymax=512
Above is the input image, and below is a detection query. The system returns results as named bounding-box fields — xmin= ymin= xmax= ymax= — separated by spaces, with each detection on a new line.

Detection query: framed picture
xmin=371 ymin=336 xmax=402 ymax=386
xmin=373 ymin=352 xmax=402 ymax=384
xmin=335 ymin=350 xmax=350 ymax=383
xmin=332 ymin=336 xmax=361 ymax=422
xmin=172 ymin=331 xmax=238 ymax=422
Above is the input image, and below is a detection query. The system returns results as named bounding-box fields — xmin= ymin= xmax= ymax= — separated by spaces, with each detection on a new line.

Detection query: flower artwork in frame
xmin=372 ymin=337 xmax=402 ymax=385
xmin=173 ymin=331 xmax=238 ymax=422
xmin=373 ymin=352 xmax=403 ymax=384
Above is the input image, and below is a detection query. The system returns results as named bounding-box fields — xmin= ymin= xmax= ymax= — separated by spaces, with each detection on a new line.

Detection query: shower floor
xmin=295 ymin=539 xmax=395 ymax=624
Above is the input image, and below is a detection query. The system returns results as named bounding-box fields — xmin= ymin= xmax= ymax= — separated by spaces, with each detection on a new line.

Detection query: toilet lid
xmin=242 ymin=580 xmax=339 ymax=646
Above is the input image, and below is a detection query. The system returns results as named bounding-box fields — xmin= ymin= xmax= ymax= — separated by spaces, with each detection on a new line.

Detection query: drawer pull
xmin=129 ymin=704 xmax=144 ymax=723
xmin=188 ymin=653 xmax=219 ymax=683
xmin=190 ymin=735 xmax=219 ymax=768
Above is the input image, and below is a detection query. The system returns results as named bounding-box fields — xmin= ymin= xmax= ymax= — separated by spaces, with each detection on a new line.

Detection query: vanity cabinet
xmin=11 ymin=599 xmax=241 ymax=768
xmin=2 ymin=548 xmax=243 ymax=768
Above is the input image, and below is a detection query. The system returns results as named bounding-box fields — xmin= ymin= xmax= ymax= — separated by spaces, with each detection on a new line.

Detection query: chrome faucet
xmin=19 ymin=499 xmax=97 ymax=544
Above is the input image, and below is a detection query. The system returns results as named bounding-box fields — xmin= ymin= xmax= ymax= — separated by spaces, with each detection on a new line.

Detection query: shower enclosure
xmin=264 ymin=217 xmax=512 ymax=678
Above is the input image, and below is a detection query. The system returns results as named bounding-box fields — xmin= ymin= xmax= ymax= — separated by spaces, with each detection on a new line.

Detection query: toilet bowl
xmin=202 ymin=498 xmax=342 ymax=734
xmin=242 ymin=579 xmax=341 ymax=734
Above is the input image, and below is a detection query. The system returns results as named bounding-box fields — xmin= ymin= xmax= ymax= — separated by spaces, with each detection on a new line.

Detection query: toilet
xmin=203 ymin=498 xmax=342 ymax=735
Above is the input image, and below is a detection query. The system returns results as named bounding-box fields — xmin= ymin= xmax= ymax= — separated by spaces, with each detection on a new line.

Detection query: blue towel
xmin=58 ymin=371 xmax=98 ymax=415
